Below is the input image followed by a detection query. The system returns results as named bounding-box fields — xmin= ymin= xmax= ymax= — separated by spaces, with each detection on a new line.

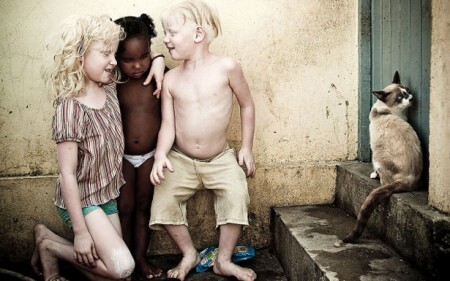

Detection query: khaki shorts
xmin=149 ymin=147 xmax=250 ymax=229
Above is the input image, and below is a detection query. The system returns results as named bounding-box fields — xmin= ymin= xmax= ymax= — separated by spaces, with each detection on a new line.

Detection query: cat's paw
xmin=370 ymin=171 xmax=378 ymax=179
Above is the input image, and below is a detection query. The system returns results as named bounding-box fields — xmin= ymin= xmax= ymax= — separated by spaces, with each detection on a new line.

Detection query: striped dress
xmin=52 ymin=84 xmax=125 ymax=208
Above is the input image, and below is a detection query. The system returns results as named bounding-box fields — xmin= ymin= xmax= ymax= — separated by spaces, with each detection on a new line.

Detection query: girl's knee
xmin=107 ymin=248 xmax=135 ymax=279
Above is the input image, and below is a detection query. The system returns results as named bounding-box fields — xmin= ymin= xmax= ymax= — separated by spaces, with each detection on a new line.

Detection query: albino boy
xmin=149 ymin=1 xmax=256 ymax=280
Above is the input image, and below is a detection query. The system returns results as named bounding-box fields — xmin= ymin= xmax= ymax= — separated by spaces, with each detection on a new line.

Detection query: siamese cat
xmin=343 ymin=71 xmax=423 ymax=243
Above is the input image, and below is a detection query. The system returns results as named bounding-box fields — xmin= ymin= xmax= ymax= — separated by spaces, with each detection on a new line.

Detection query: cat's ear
xmin=373 ymin=91 xmax=387 ymax=102
xmin=392 ymin=71 xmax=401 ymax=84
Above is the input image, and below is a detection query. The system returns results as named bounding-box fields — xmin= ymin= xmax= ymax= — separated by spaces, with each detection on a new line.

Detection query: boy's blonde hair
xmin=42 ymin=15 xmax=125 ymax=104
xmin=162 ymin=0 xmax=221 ymax=43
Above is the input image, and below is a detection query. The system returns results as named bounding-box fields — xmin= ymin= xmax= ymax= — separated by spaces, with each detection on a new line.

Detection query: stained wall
xmin=429 ymin=0 xmax=450 ymax=214
xmin=0 ymin=0 xmax=359 ymax=259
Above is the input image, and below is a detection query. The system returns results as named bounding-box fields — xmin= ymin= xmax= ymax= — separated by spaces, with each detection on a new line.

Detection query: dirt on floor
xmin=0 ymin=247 xmax=287 ymax=281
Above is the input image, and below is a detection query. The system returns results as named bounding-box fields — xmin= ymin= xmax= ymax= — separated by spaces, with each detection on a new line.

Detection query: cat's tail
xmin=342 ymin=180 xmax=408 ymax=243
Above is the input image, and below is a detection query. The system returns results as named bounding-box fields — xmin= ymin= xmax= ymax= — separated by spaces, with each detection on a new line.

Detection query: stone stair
xmin=272 ymin=162 xmax=450 ymax=281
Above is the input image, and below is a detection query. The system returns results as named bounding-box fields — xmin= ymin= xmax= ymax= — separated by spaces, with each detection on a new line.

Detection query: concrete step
xmin=335 ymin=162 xmax=450 ymax=280
xmin=272 ymin=205 xmax=426 ymax=281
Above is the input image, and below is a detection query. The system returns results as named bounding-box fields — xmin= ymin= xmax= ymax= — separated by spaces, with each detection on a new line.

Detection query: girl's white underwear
xmin=123 ymin=149 xmax=155 ymax=168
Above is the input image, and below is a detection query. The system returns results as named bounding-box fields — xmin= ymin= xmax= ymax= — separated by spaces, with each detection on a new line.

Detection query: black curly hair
xmin=114 ymin=14 xmax=157 ymax=54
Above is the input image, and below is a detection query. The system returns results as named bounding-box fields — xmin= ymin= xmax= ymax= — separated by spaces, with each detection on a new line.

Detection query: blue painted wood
xmin=359 ymin=0 xmax=430 ymax=172
xmin=357 ymin=0 xmax=372 ymax=161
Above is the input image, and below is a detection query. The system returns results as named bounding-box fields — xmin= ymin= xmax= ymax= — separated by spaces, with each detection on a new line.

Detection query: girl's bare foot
xmin=31 ymin=224 xmax=72 ymax=276
xmin=167 ymin=250 xmax=200 ymax=281
xmin=31 ymin=224 xmax=51 ymax=276
xmin=136 ymin=258 xmax=162 ymax=279
xmin=31 ymin=244 xmax=42 ymax=276
xmin=47 ymin=275 xmax=70 ymax=281
xmin=213 ymin=261 xmax=257 ymax=281
xmin=38 ymin=238 xmax=61 ymax=281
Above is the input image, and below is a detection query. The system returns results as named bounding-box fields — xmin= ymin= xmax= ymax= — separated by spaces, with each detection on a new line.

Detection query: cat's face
xmin=373 ymin=71 xmax=413 ymax=111
xmin=374 ymin=84 xmax=413 ymax=110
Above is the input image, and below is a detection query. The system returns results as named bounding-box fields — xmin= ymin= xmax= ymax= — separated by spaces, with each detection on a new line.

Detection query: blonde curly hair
xmin=42 ymin=15 xmax=125 ymax=104
xmin=162 ymin=0 xmax=221 ymax=43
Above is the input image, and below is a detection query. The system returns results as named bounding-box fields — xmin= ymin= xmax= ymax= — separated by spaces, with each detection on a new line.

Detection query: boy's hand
xmin=150 ymin=155 xmax=174 ymax=185
xmin=238 ymin=148 xmax=256 ymax=178
xmin=143 ymin=55 xmax=165 ymax=98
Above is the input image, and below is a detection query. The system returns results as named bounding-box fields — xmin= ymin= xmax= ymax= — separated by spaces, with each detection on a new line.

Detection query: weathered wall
xmin=429 ymin=0 xmax=450 ymax=214
xmin=0 ymin=0 xmax=358 ymax=260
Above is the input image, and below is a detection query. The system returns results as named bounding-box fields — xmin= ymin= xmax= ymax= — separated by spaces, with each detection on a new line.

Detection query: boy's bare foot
xmin=167 ymin=251 xmax=200 ymax=281
xmin=136 ymin=259 xmax=162 ymax=279
xmin=213 ymin=261 xmax=257 ymax=281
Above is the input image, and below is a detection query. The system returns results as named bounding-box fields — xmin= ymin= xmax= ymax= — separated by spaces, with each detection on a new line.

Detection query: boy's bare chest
xmin=172 ymin=74 xmax=229 ymax=101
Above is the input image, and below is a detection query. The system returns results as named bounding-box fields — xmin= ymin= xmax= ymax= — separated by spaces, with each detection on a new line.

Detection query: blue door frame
xmin=358 ymin=0 xmax=430 ymax=184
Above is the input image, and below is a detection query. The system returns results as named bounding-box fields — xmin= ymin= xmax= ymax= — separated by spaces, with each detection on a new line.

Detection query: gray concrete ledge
xmin=335 ymin=162 xmax=450 ymax=280
xmin=272 ymin=205 xmax=426 ymax=281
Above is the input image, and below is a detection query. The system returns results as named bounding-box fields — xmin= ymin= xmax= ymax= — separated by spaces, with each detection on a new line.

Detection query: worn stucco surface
xmin=429 ymin=0 xmax=450 ymax=214
xmin=0 ymin=0 xmax=361 ymax=259
xmin=1 ymin=0 xmax=449 ymax=263
xmin=0 ymin=0 xmax=358 ymax=175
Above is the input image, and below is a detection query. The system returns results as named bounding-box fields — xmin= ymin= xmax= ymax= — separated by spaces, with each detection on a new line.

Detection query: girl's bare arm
xmin=57 ymin=141 xmax=98 ymax=267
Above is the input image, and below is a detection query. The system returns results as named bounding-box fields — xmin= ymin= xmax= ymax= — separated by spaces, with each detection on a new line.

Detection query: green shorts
xmin=56 ymin=199 xmax=118 ymax=229
xmin=150 ymin=147 xmax=250 ymax=230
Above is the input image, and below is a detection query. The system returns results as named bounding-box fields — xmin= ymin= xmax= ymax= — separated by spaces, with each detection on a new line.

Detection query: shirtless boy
xmin=149 ymin=1 xmax=256 ymax=281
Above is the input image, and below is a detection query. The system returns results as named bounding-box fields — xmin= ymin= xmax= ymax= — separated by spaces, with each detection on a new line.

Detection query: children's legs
xmin=134 ymin=157 xmax=162 ymax=278
xmin=38 ymin=238 xmax=114 ymax=281
xmin=34 ymin=225 xmax=121 ymax=281
xmin=33 ymin=224 xmax=114 ymax=281
xmin=117 ymin=159 xmax=136 ymax=249
xmin=39 ymin=239 xmax=128 ymax=281
xmin=38 ymin=210 xmax=134 ymax=280
xmin=164 ymin=224 xmax=200 ymax=281
xmin=213 ymin=224 xmax=257 ymax=281
xmin=84 ymin=210 xmax=135 ymax=279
